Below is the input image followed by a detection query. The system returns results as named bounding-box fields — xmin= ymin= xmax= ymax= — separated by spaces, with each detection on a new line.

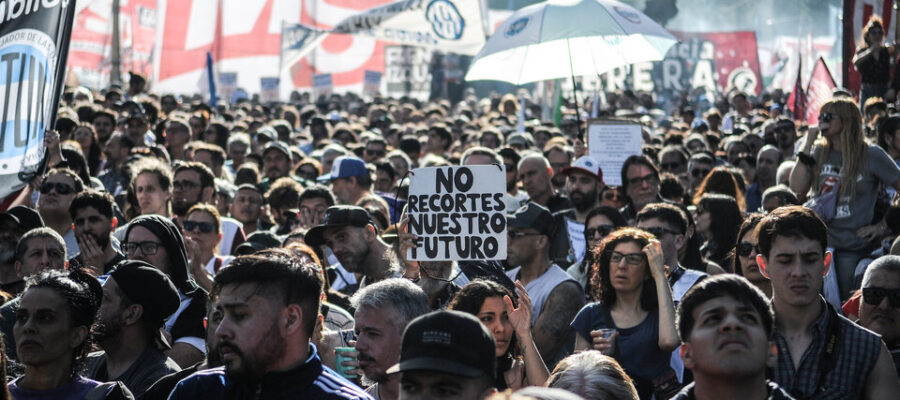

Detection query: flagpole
xmin=566 ymin=38 xmax=583 ymax=140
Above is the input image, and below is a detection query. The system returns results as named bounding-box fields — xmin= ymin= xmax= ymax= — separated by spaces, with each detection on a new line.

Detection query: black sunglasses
xmin=183 ymin=221 xmax=216 ymax=234
xmin=644 ymin=226 xmax=680 ymax=239
xmin=736 ymin=242 xmax=760 ymax=258
xmin=585 ymin=225 xmax=615 ymax=240
xmin=366 ymin=149 xmax=386 ymax=156
xmin=862 ymin=287 xmax=900 ymax=307
xmin=691 ymin=168 xmax=711 ymax=178
xmin=660 ymin=162 xmax=682 ymax=171
xmin=40 ymin=182 xmax=75 ymax=195
xmin=819 ymin=112 xmax=836 ymax=122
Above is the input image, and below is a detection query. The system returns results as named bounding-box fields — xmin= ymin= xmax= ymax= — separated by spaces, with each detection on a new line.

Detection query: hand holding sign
xmin=406 ymin=165 xmax=507 ymax=261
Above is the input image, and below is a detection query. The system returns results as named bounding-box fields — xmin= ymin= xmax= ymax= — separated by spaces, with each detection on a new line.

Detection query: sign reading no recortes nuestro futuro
xmin=406 ymin=165 xmax=507 ymax=261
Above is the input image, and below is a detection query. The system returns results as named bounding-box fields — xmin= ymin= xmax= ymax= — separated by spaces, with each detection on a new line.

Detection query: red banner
xmin=675 ymin=31 xmax=763 ymax=95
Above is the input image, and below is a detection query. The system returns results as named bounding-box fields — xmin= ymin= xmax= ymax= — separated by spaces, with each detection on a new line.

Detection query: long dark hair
xmin=449 ymin=279 xmax=520 ymax=358
xmin=697 ymin=194 xmax=743 ymax=268
xmin=732 ymin=213 xmax=764 ymax=276
xmin=590 ymin=228 xmax=658 ymax=311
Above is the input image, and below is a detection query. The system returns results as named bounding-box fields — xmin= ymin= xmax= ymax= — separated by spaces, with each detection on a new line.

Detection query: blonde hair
xmin=811 ymin=98 xmax=868 ymax=199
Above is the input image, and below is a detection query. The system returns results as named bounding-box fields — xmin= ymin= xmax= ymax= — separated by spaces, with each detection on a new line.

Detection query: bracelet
xmin=797 ymin=152 xmax=816 ymax=167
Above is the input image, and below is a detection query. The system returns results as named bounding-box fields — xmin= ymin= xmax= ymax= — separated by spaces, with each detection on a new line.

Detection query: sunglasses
xmin=660 ymin=162 xmax=682 ymax=172
xmin=585 ymin=225 xmax=615 ymax=240
xmin=862 ymin=287 xmax=900 ymax=307
xmin=644 ymin=226 xmax=680 ymax=239
xmin=736 ymin=241 xmax=760 ymax=258
xmin=819 ymin=112 xmax=836 ymax=122
xmin=173 ymin=180 xmax=199 ymax=191
xmin=366 ymin=149 xmax=386 ymax=157
xmin=183 ymin=221 xmax=216 ymax=233
xmin=691 ymin=169 xmax=711 ymax=178
xmin=603 ymin=189 xmax=623 ymax=201
xmin=627 ymin=174 xmax=657 ymax=186
xmin=40 ymin=182 xmax=75 ymax=195
xmin=610 ymin=251 xmax=645 ymax=265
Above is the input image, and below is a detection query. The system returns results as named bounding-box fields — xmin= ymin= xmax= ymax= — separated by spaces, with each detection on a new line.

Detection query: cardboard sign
xmin=260 ymin=77 xmax=280 ymax=103
xmin=587 ymin=120 xmax=643 ymax=186
xmin=363 ymin=70 xmax=382 ymax=98
xmin=218 ymin=72 xmax=238 ymax=104
xmin=407 ymin=165 xmax=507 ymax=261
xmin=313 ymin=73 xmax=333 ymax=98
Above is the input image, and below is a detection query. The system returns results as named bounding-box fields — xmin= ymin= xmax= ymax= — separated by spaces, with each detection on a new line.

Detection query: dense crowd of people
xmin=0 ymin=67 xmax=898 ymax=400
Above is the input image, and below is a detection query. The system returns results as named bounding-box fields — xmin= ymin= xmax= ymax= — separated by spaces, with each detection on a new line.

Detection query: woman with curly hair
xmin=571 ymin=228 xmax=679 ymax=400
xmin=9 ymin=270 xmax=131 ymax=399
xmin=449 ymin=279 xmax=549 ymax=392
xmin=791 ymin=97 xmax=900 ymax=299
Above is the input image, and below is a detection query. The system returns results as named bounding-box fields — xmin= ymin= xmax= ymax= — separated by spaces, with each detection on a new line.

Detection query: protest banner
xmin=407 ymin=165 xmax=507 ymax=261
xmin=0 ymin=0 xmax=77 ymax=203
xmin=363 ymin=70 xmax=382 ymax=98
xmin=218 ymin=72 xmax=238 ymax=103
xmin=314 ymin=73 xmax=333 ymax=98
xmin=586 ymin=120 xmax=643 ymax=186
xmin=385 ymin=45 xmax=432 ymax=99
xmin=260 ymin=77 xmax=280 ymax=103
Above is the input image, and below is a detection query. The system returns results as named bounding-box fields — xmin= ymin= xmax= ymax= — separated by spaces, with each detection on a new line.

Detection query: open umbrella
xmin=465 ymin=0 xmax=678 ymax=85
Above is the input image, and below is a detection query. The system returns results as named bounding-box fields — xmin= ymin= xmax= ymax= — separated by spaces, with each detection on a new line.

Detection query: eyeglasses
xmin=627 ymin=174 xmax=657 ymax=186
xmin=643 ymin=226 xmax=680 ymax=239
xmin=183 ymin=221 xmax=216 ymax=234
xmin=819 ymin=112 xmax=836 ymax=122
xmin=40 ymin=182 xmax=75 ymax=195
xmin=121 ymin=241 xmax=162 ymax=255
xmin=736 ymin=241 xmax=760 ymax=258
xmin=602 ymin=189 xmax=623 ymax=201
xmin=173 ymin=180 xmax=199 ymax=191
xmin=610 ymin=251 xmax=645 ymax=265
xmin=365 ymin=149 xmax=386 ymax=157
xmin=660 ymin=162 xmax=682 ymax=172
xmin=585 ymin=225 xmax=615 ymax=240
xmin=690 ymin=168 xmax=711 ymax=178
xmin=862 ymin=287 xmax=900 ymax=307
xmin=508 ymin=231 xmax=542 ymax=240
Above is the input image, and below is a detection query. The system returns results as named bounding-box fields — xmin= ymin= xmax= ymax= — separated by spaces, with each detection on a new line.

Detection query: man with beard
xmin=91 ymin=109 xmax=116 ymax=144
xmin=86 ymin=260 xmax=181 ymax=397
xmin=307 ymin=206 xmax=400 ymax=293
xmin=347 ymin=279 xmax=430 ymax=400
xmin=169 ymin=252 xmax=372 ymax=399
xmin=173 ymin=162 xmax=244 ymax=255
xmin=0 ymin=206 xmax=45 ymax=296
xmin=37 ymin=168 xmax=84 ymax=257
xmin=258 ymin=141 xmax=305 ymax=194
xmin=549 ymin=156 xmax=605 ymax=267
xmin=67 ymin=190 xmax=125 ymax=275
xmin=772 ymin=118 xmax=797 ymax=161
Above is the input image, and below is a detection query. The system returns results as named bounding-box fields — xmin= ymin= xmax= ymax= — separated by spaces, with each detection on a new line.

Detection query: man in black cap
xmin=258 ymin=141 xmax=307 ymax=193
xmin=387 ymin=310 xmax=497 ymax=400
xmin=0 ymin=206 xmax=44 ymax=295
xmin=87 ymin=260 xmax=182 ymax=397
xmin=234 ymin=231 xmax=282 ymax=256
xmin=505 ymin=203 xmax=583 ymax=368
xmin=306 ymin=206 xmax=400 ymax=293
xmin=124 ymin=215 xmax=208 ymax=368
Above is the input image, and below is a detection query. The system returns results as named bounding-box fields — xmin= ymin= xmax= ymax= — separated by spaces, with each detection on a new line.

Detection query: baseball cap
xmin=108 ymin=260 xmax=180 ymax=348
xmin=305 ymin=205 xmax=373 ymax=247
xmin=316 ymin=156 xmax=368 ymax=182
xmin=234 ymin=231 xmax=282 ymax=255
xmin=263 ymin=141 xmax=292 ymax=160
xmin=561 ymin=156 xmax=603 ymax=182
xmin=507 ymin=203 xmax=554 ymax=237
xmin=506 ymin=132 xmax=534 ymax=148
xmin=256 ymin=126 xmax=277 ymax=142
xmin=0 ymin=206 xmax=44 ymax=232
xmin=386 ymin=310 xmax=495 ymax=379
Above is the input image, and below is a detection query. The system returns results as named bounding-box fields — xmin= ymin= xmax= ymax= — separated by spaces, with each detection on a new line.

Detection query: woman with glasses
xmin=791 ymin=98 xmax=900 ymax=300
xmin=732 ymin=213 xmax=771 ymax=298
xmin=448 ymin=279 xmax=549 ymax=392
xmin=571 ymin=228 xmax=680 ymax=400
xmin=566 ymin=206 xmax=627 ymax=300
xmin=693 ymin=194 xmax=743 ymax=271
xmin=183 ymin=204 xmax=232 ymax=292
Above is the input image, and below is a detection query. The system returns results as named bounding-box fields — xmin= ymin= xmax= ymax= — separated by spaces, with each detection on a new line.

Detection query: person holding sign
xmin=505 ymin=203 xmax=584 ymax=368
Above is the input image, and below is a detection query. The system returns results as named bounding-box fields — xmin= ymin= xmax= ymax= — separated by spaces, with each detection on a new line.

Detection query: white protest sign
xmin=260 ymin=77 xmax=280 ymax=103
xmin=363 ymin=70 xmax=382 ymax=98
xmin=407 ymin=165 xmax=507 ymax=261
xmin=313 ymin=73 xmax=333 ymax=98
xmin=218 ymin=72 xmax=238 ymax=104
xmin=587 ymin=120 xmax=643 ymax=186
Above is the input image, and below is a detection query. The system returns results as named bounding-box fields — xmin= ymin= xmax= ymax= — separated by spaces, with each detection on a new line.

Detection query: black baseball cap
xmin=305 ymin=206 xmax=373 ymax=247
xmin=108 ymin=260 xmax=180 ymax=348
xmin=386 ymin=310 xmax=495 ymax=379
xmin=0 ymin=206 xmax=44 ymax=232
xmin=507 ymin=202 xmax=554 ymax=237
xmin=234 ymin=231 xmax=282 ymax=255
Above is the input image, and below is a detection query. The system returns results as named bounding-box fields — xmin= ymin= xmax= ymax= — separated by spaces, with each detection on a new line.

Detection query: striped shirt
xmin=168 ymin=343 xmax=372 ymax=399
xmin=772 ymin=299 xmax=881 ymax=400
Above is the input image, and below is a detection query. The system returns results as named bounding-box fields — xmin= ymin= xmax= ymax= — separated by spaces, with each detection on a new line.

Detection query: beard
xmin=357 ymin=351 xmax=388 ymax=385
xmin=172 ymin=200 xmax=195 ymax=217
xmin=93 ymin=313 xmax=124 ymax=344
xmin=86 ymin=231 xmax=112 ymax=249
xmin=569 ymin=188 xmax=598 ymax=212
xmin=221 ymin=319 xmax=285 ymax=382
xmin=335 ymin=245 xmax=370 ymax=274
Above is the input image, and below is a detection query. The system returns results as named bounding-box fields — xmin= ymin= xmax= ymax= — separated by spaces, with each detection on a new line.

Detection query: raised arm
xmin=790 ymin=126 xmax=820 ymax=199
xmin=505 ymin=281 xmax=550 ymax=386
xmin=533 ymin=280 xmax=585 ymax=362
xmin=644 ymin=240 xmax=680 ymax=352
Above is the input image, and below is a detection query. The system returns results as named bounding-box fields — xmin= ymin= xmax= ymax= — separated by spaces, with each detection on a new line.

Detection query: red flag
xmin=786 ymin=58 xmax=806 ymax=121
xmin=806 ymin=57 xmax=838 ymax=126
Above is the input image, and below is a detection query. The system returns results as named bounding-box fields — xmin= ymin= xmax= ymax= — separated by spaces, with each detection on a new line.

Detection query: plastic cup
xmin=334 ymin=347 xmax=358 ymax=379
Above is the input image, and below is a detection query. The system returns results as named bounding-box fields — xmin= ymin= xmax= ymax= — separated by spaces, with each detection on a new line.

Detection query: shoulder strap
xmin=83 ymin=382 xmax=117 ymax=400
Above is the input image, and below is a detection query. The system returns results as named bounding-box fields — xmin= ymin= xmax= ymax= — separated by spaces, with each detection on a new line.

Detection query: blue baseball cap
xmin=317 ymin=156 xmax=368 ymax=182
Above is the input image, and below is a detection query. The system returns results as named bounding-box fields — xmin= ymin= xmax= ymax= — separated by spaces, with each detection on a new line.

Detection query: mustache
xmin=357 ymin=352 xmax=376 ymax=362
xmin=218 ymin=342 xmax=244 ymax=357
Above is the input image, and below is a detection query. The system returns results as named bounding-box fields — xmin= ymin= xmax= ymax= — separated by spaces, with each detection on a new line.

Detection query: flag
xmin=206 ymin=52 xmax=217 ymax=106
xmin=0 ymin=0 xmax=77 ymax=204
xmin=785 ymin=57 xmax=806 ymax=121
xmin=806 ymin=57 xmax=837 ymax=126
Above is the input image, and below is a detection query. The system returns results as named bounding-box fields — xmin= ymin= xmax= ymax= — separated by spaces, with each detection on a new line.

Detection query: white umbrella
xmin=465 ymin=0 xmax=678 ymax=85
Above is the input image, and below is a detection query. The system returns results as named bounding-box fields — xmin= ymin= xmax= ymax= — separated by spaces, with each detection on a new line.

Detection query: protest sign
xmin=314 ymin=73 xmax=333 ymax=98
xmin=218 ymin=72 xmax=237 ymax=103
xmin=385 ymin=45 xmax=432 ymax=99
xmin=587 ymin=120 xmax=643 ymax=186
xmin=260 ymin=77 xmax=280 ymax=103
xmin=0 ymin=0 xmax=76 ymax=202
xmin=363 ymin=70 xmax=382 ymax=98
xmin=407 ymin=165 xmax=507 ymax=261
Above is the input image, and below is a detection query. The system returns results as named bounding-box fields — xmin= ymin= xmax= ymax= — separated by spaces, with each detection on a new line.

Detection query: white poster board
xmin=587 ymin=120 xmax=643 ymax=186
xmin=407 ymin=165 xmax=507 ymax=261
xmin=363 ymin=70 xmax=382 ymax=98
xmin=313 ymin=73 xmax=333 ymax=98
xmin=260 ymin=77 xmax=280 ymax=103
xmin=218 ymin=72 xmax=238 ymax=104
